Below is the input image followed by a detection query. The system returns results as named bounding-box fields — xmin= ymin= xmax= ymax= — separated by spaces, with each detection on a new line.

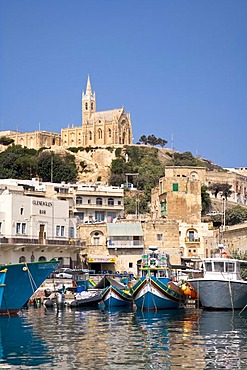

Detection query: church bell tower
xmin=82 ymin=75 xmax=96 ymax=125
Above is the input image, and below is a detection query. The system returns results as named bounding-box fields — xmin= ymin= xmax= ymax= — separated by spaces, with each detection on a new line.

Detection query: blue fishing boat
xmin=101 ymin=284 xmax=133 ymax=307
xmin=0 ymin=269 xmax=7 ymax=307
xmin=0 ymin=260 xmax=59 ymax=315
xmin=131 ymin=247 xmax=186 ymax=311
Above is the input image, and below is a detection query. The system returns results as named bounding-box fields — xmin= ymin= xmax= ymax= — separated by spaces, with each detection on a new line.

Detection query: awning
xmin=107 ymin=222 xmax=143 ymax=236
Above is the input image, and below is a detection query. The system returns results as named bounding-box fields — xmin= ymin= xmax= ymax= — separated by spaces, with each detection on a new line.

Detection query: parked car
xmin=54 ymin=268 xmax=73 ymax=279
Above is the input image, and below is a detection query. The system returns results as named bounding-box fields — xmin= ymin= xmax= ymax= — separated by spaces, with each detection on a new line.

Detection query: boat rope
xmin=228 ymin=279 xmax=234 ymax=312
xmin=239 ymin=304 xmax=247 ymax=316
xmin=25 ymin=264 xmax=38 ymax=294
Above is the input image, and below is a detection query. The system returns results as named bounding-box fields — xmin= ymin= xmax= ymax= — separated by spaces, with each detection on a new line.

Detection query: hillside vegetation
xmin=1 ymin=143 xmax=246 ymax=224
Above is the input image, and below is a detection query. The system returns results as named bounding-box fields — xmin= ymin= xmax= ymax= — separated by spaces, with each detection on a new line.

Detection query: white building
xmin=0 ymin=183 xmax=79 ymax=266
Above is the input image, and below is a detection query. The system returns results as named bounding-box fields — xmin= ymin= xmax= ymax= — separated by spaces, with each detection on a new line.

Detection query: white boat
xmin=189 ymin=256 xmax=247 ymax=310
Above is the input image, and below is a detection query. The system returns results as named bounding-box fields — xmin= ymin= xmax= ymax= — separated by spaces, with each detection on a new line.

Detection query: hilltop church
xmin=0 ymin=75 xmax=133 ymax=149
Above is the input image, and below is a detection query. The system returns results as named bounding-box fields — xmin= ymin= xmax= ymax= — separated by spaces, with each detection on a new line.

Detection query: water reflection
xmin=0 ymin=307 xmax=246 ymax=369
xmin=0 ymin=313 xmax=53 ymax=368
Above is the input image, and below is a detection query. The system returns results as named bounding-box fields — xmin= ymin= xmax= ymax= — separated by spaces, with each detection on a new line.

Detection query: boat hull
xmin=131 ymin=277 xmax=185 ymax=311
xmin=101 ymin=286 xmax=132 ymax=307
xmin=0 ymin=260 xmax=59 ymax=315
xmin=70 ymin=292 xmax=102 ymax=308
xmin=189 ymin=279 xmax=247 ymax=310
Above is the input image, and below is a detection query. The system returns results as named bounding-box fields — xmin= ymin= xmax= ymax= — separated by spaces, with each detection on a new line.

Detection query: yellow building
xmin=61 ymin=75 xmax=133 ymax=147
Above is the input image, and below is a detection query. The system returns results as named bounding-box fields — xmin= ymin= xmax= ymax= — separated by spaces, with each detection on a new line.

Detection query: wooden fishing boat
xmin=131 ymin=247 xmax=186 ymax=311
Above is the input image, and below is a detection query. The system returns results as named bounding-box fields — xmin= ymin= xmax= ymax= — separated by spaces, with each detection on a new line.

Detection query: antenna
xmin=171 ymin=133 xmax=174 ymax=150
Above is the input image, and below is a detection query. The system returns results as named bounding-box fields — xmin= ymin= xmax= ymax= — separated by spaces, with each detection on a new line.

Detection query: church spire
xmin=82 ymin=74 xmax=96 ymax=125
xmin=86 ymin=74 xmax=92 ymax=95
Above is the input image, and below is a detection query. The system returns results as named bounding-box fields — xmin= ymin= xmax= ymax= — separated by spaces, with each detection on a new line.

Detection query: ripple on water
xmin=0 ymin=307 xmax=246 ymax=369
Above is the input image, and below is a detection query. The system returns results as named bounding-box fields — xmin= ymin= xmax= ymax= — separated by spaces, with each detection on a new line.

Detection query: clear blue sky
xmin=0 ymin=0 xmax=246 ymax=168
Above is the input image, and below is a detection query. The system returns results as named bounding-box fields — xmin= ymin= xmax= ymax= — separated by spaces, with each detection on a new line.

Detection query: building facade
xmin=0 ymin=183 xmax=79 ymax=266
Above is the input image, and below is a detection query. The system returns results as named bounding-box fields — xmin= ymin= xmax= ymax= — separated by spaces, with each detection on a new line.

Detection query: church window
xmin=109 ymin=129 xmax=112 ymax=138
xmin=89 ymin=131 xmax=92 ymax=140
xmin=91 ymin=102 xmax=94 ymax=110
xmin=98 ymin=129 xmax=102 ymax=139
xmin=85 ymin=102 xmax=88 ymax=110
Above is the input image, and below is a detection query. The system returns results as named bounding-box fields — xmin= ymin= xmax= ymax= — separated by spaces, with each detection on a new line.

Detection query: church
xmin=0 ymin=75 xmax=133 ymax=150
xmin=61 ymin=75 xmax=133 ymax=147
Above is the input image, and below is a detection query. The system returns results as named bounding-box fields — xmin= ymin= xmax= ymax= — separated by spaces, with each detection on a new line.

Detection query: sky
xmin=0 ymin=0 xmax=246 ymax=168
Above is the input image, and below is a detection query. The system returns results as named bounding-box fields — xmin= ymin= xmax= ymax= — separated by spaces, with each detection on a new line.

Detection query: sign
xmin=88 ymin=257 xmax=116 ymax=263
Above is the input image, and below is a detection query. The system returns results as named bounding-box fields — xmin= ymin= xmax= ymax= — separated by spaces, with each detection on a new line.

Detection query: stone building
xmin=0 ymin=130 xmax=61 ymax=150
xmin=151 ymin=166 xmax=212 ymax=259
xmin=61 ymin=75 xmax=133 ymax=147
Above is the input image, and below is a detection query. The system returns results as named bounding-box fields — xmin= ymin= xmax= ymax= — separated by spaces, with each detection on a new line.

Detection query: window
xmin=189 ymin=231 xmax=195 ymax=242
xmin=20 ymin=207 xmax=24 ymax=215
xmin=0 ymin=222 xmax=2 ymax=234
xmin=118 ymin=200 xmax=121 ymax=205
xmin=91 ymin=102 xmax=94 ymax=110
xmin=109 ymin=129 xmax=112 ymax=138
xmin=226 ymin=262 xmax=234 ymax=273
xmin=19 ymin=256 xmax=26 ymax=263
xmin=39 ymin=256 xmax=47 ymax=261
xmin=157 ymin=234 xmax=163 ymax=241
xmin=76 ymin=196 xmax=83 ymax=205
xmin=85 ymin=102 xmax=88 ymax=110
xmin=69 ymin=227 xmax=74 ymax=238
xmin=205 ymin=262 xmax=212 ymax=271
xmin=56 ymin=226 xmax=60 ymax=236
xmin=16 ymin=223 xmax=21 ymax=234
xmin=214 ymin=262 xmax=224 ymax=272
xmin=98 ymin=129 xmax=102 ymax=139
xmin=89 ymin=131 xmax=92 ymax=140
xmin=172 ymin=183 xmax=179 ymax=191
xmin=129 ymin=262 xmax=133 ymax=268
xmin=95 ymin=211 xmax=104 ymax=221
xmin=88 ymin=199 xmax=91 ymax=204
xmin=21 ymin=223 xmax=26 ymax=234
xmin=61 ymin=226 xmax=65 ymax=236
xmin=96 ymin=197 xmax=103 ymax=205
xmin=31 ymin=253 xmax=35 ymax=262
xmin=108 ymin=198 xmax=114 ymax=206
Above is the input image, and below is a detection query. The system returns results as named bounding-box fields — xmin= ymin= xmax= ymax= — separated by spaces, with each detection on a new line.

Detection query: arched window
xmin=85 ymin=102 xmax=88 ymax=110
xmin=108 ymin=198 xmax=114 ymax=206
xmin=89 ymin=131 xmax=92 ymax=140
xmin=96 ymin=197 xmax=103 ymax=205
xmin=38 ymin=256 xmax=47 ymax=261
xmin=98 ymin=129 xmax=102 ymax=139
xmin=108 ymin=129 xmax=112 ymax=138
xmin=19 ymin=256 xmax=26 ymax=263
xmin=91 ymin=102 xmax=94 ymax=110
xmin=31 ymin=253 xmax=35 ymax=262
xmin=91 ymin=231 xmax=103 ymax=246
xmin=76 ymin=196 xmax=83 ymax=205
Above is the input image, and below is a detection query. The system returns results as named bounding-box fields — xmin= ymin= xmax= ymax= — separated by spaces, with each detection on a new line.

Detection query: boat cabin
xmin=202 ymin=258 xmax=244 ymax=281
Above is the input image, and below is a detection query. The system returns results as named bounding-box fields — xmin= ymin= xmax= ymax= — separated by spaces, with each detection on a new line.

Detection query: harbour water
xmin=0 ymin=306 xmax=247 ymax=369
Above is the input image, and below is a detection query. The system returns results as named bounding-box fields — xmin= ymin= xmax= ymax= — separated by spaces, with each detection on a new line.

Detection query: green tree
xmin=36 ymin=152 xmax=77 ymax=183
xmin=201 ymin=185 xmax=211 ymax=215
xmin=226 ymin=205 xmax=247 ymax=225
xmin=209 ymin=183 xmax=232 ymax=200
xmin=0 ymin=136 xmax=14 ymax=146
xmin=0 ymin=145 xmax=37 ymax=179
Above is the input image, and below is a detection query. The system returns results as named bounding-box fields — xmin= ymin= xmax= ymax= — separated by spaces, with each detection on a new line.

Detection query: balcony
xmin=185 ymin=237 xmax=200 ymax=244
xmin=107 ymin=240 xmax=144 ymax=249
xmin=0 ymin=236 xmax=85 ymax=247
